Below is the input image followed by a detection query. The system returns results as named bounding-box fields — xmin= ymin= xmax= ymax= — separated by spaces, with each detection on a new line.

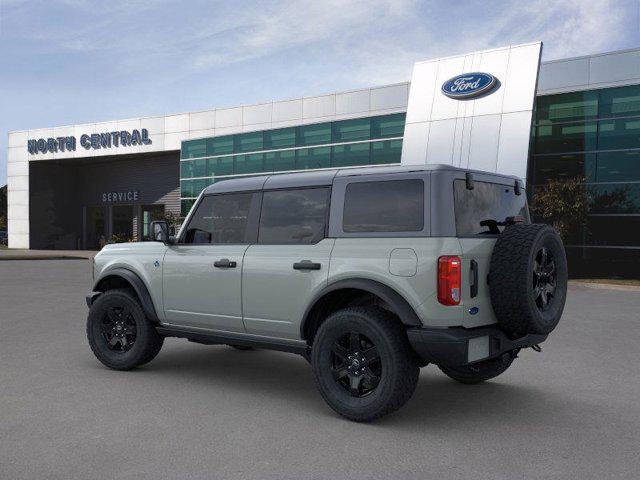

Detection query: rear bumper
xmin=407 ymin=325 xmax=547 ymax=367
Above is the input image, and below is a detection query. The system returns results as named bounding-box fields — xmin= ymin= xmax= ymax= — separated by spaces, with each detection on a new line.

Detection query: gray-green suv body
xmin=86 ymin=164 xmax=567 ymax=421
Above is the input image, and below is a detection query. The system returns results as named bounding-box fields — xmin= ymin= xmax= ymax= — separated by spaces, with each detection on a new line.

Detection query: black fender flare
xmin=89 ymin=268 xmax=159 ymax=322
xmin=300 ymin=278 xmax=422 ymax=339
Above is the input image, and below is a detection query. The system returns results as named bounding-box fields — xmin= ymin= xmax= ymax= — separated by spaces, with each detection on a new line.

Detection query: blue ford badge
xmin=469 ymin=307 xmax=479 ymax=315
xmin=441 ymin=72 xmax=497 ymax=99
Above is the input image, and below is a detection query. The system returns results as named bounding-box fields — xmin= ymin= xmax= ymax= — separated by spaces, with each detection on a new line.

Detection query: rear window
xmin=454 ymin=180 xmax=530 ymax=236
xmin=343 ymin=179 xmax=424 ymax=233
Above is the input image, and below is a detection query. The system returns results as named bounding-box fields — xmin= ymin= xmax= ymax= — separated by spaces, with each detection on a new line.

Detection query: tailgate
xmin=458 ymin=237 xmax=498 ymax=328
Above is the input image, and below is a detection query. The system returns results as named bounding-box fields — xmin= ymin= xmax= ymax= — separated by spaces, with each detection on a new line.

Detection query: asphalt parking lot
xmin=1 ymin=260 xmax=640 ymax=479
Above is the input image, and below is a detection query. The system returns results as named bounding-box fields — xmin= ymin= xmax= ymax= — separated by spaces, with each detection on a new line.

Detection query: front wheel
xmin=311 ymin=307 xmax=419 ymax=422
xmin=438 ymin=351 xmax=517 ymax=385
xmin=86 ymin=289 xmax=164 ymax=370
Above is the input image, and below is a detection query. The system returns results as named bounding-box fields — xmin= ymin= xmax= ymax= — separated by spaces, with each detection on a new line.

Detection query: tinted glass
xmin=264 ymin=150 xmax=296 ymax=172
xmin=235 ymin=153 xmax=264 ymax=174
xmin=454 ymin=180 xmax=530 ymax=236
xmin=208 ymin=156 xmax=234 ymax=176
xmin=589 ymin=183 xmax=640 ymax=214
xmin=183 ymin=193 xmax=253 ymax=244
xmin=343 ymin=180 xmax=424 ymax=232
xmin=332 ymin=118 xmax=370 ymax=142
xmin=296 ymin=124 xmax=331 ymax=146
xmin=531 ymin=153 xmax=597 ymax=184
xmin=595 ymin=150 xmax=640 ymax=182
xmin=598 ymin=118 xmax=640 ymax=150
xmin=182 ymin=139 xmax=206 ymax=159
xmin=181 ymin=199 xmax=196 ymax=216
xmin=370 ymin=139 xmax=402 ymax=164
xmin=180 ymin=180 xmax=193 ymax=198
xmin=534 ymin=122 xmax=598 ymax=154
xmin=332 ymin=143 xmax=370 ymax=167
xmin=264 ymin=128 xmax=296 ymax=149
xmin=535 ymin=91 xmax=598 ymax=123
xmin=371 ymin=113 xmax=406 ymax=139
xmin=296 ymin=147 xmax=331 ymax=170
xmin=234 ymin=132 xmax=263 ymax=153
xmin=598 ymin=84 xmax=640 ymax=118
xmin=259 ymin=188 xmax=329 ymax=244
xmin=206 ymin=136 xmax=233 ymax=156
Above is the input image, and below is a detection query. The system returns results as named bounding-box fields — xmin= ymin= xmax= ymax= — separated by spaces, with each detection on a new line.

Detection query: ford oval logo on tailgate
xmin=441 ymin=72 xmax=497 ymax=99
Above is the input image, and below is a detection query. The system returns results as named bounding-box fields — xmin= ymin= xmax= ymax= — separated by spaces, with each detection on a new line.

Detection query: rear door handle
xmin=214 ymin=258 xmax=236 ymax=268
xmin=470 ymin=259 xmax=478 ymax=298
xmin=293 ymin=260 xmax=321 ymax=271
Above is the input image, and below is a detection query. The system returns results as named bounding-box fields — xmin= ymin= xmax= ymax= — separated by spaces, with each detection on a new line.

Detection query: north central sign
xmin=27 ymin=128 xmax=152 ymax=155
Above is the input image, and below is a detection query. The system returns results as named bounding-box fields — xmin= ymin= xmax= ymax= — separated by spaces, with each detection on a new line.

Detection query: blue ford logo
xmin=441 ymin=72 xmax=497 ymax=99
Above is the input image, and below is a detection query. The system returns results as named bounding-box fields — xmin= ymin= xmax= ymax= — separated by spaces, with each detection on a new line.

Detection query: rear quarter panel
xmin=328 ymin=237 xmax=464 ymax=327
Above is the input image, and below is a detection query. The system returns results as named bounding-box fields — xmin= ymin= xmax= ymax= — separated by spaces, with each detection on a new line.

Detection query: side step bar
xmin=156 ymin=325 xmax=310 ymax=358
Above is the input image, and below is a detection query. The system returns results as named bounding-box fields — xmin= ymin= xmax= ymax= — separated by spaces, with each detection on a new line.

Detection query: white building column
xmin=7 ymin=132 xmax=30 ymax=249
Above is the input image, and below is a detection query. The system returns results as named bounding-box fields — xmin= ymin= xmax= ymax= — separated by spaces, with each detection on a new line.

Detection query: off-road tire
xmin=489 ymin=223 xmax=568 ymax=336
xmin=439 ymin=351 xmax=517 ymax=385
xmin=311 ymin=306 xmax=419 ymax=422
xmin=87 ymin=289 xmax=164 ymax=370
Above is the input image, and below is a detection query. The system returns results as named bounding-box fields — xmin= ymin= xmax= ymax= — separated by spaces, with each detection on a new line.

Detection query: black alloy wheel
xmin=101 ymin=305 xmax=137 ymax=352
xmin=87 ymin=289 xmax=164 ymax=370
xmin=311 ymin=306 xmax=419 ymax=422
xmin=331 ymin=331 xmax=381 ymax=397
xmin=533 ymin=247 xmax=556 ymax=312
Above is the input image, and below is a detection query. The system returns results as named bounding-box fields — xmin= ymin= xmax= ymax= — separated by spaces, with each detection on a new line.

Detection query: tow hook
xmin=531 ymin=344 xmax=542 ymax=353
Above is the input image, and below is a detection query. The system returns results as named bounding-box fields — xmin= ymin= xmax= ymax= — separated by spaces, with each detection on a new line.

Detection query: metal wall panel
xmin=538 ymin=58 xmax=589 ymax=92
xmin=242 ymin=103 xmax=272 ymax=125
xmin=589 ymin=49 xmax=640 ymax=85
xmin=189 ymin=111 xmax=215 ymax=131
xmin=370 ymin=83 xmax=409 ymax=111
xmin=336 ymin=89 xmax=370 ymax=115
xmin=401 ymin=42 xmax=542 ymax=180
xmin=303 ymin=94 xmax=336 ymax=118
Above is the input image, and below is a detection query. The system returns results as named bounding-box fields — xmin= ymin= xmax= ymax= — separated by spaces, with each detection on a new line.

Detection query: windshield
xmin=453 ymin=179 xmax=530 ymax=236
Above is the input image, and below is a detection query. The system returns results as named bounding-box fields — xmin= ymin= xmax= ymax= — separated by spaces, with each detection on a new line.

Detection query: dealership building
xmin=6 ymin=45 xmax=640 ymax=270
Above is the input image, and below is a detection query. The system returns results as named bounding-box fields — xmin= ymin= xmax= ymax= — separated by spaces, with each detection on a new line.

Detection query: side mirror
xmin=150 ymin=220 xmax=171 ymax=243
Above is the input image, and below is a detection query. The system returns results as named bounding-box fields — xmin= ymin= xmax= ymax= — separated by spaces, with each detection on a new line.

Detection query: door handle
xmin=214 ymin=258 xmax=237 ymax=268
xmin=293 ymin=260 xmax=321 ymax=271
xmin=470 ymin=259 xmax=478 ymax=298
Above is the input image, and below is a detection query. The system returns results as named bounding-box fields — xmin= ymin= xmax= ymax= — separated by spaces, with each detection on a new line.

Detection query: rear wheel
xmin=86 ymin=289 xmax=163 ymax=370
xmin=439 ymin=351 xmax=517 ymax=384
xmin=311 ymin=306 xmax=419 ymax=422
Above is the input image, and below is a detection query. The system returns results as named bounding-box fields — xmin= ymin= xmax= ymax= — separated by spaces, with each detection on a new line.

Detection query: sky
xmin=1 ymin=0 xmax=640 ymax=186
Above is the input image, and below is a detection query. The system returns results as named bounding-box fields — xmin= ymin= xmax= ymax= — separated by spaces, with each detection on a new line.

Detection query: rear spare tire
xmin=488 ymin=223 xmax=567 ymax=336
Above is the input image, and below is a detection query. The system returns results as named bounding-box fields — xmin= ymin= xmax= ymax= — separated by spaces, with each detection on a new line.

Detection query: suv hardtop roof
xmin=202 ymin=164 xmax=521 ymax=195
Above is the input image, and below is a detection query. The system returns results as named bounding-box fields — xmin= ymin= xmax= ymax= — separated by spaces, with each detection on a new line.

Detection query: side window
xmin=258 ymin=188 xmax=330 ymax=244
xmin=182 ymin=193 xmax=253 ymax=244
xmin=343 ymin=179 xmax=424 ymax=232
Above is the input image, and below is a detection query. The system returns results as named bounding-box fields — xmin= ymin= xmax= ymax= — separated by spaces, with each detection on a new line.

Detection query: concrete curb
xmin=569 ymin=280 xmax=640 ymax=292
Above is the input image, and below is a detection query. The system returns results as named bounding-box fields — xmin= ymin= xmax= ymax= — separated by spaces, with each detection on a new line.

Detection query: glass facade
xmin=180 ymin=113 xmax=405 ymax=215
xmin=529 ymin=84 xmax=640 ymax=263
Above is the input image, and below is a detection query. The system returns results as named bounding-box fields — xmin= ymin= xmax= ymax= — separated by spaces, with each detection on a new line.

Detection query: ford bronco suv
xmin=86 ymin=165 xmax=567 ymax=421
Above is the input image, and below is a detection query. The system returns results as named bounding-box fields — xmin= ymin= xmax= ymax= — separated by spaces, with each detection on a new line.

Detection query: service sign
xmin=27 ymin=129 xmax=152 ymax=155
xmin=441 ymin=72 xmax=497 ymax=99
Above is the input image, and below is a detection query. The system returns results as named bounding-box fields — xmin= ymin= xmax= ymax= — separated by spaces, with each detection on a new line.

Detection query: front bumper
xmin=407 ymin=325 xmax=547 ymax=367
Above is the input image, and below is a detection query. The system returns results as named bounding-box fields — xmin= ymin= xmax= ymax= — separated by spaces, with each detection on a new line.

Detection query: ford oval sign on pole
xmin=441 ymin=72 xmax=497 ymax=99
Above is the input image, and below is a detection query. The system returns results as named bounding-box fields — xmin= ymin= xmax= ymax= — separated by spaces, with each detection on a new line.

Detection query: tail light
xmin=438 ymin=256 xmax=461 ymax=306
